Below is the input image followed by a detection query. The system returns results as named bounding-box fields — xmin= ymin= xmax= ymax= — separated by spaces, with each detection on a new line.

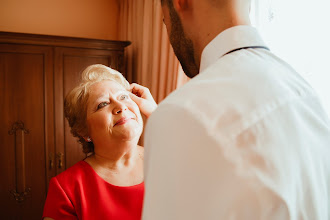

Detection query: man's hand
xmin=130 ymin=83 xmax=157 ymax=118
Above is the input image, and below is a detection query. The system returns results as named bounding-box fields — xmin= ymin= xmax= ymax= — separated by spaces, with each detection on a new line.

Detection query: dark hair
xmin=161 ymin=0 xmax=171 ymax=6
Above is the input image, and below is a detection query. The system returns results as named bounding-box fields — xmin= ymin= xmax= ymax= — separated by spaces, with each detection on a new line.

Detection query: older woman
xmin=42 ymin=64 xmax=156 ymax=220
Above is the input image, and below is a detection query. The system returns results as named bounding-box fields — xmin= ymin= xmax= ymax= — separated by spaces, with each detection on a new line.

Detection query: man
xmin=131 ymin=0 xmax=330 ymax=219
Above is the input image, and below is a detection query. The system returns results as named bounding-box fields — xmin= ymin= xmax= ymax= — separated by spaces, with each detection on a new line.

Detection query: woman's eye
xmin=119 ymin=94 xmax=129 ymax=100
xmin=97 ymin=102 xmax=109 ymax=110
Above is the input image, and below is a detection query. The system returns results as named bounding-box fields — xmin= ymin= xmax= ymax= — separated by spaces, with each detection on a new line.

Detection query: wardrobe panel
xmin=0 ymin=44 xmax=54 ymax=219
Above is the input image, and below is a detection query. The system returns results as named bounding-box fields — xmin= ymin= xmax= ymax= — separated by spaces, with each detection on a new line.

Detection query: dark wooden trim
xmin=43 ymin=46 xmax=56 ymax=191
xmin=54 ymin=47 xmax=65 ymax=174
xmin=0 ymin=31 xmax=131 ymax=50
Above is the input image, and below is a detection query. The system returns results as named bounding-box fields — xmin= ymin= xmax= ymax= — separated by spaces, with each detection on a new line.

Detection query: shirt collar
xmin=199 ymin=25 xmax=268 ymax=73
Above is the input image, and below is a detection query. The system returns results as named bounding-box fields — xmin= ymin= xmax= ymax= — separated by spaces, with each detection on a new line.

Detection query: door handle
xmin=57 ymin=152 xmax=64 ymax=169
xmin=49 ymin=152 xmax=54 ymax=169
xmin=8 ymin=121 xmax=31 ymax=203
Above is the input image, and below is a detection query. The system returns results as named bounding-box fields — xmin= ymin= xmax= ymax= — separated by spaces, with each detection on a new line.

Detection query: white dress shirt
xmin=142 ymin=25 xmax=330 ymax=220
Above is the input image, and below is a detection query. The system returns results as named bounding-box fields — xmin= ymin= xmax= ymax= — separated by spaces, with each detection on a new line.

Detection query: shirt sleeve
xmin=142 ymin=104 xmax=289 ymax=220
xmin=42 ymin=177 xmax=78 ymax=220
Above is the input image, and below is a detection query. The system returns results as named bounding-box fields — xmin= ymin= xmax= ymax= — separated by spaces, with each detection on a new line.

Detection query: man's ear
xmin=172 ymin=0 xmax=190 ymax=12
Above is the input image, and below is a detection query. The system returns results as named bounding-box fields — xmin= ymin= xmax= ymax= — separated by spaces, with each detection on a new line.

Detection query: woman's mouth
xmin=114 ymin=117 xmax=133 ymax=126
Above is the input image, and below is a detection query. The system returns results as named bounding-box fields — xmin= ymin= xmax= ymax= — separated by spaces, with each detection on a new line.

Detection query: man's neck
xmin=190 ymin=4 xmax=251 ymax=68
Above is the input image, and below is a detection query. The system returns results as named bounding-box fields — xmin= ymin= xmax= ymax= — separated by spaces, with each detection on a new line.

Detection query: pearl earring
xmin=87 ymin=137 xmax=92 ymax=142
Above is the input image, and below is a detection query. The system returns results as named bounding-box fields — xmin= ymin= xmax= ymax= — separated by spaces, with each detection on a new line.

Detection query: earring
xmin=87 ymin=137 xmax=92 ymax=142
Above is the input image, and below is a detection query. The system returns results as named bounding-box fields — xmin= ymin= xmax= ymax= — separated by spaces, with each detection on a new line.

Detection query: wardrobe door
xmin=54 ymin=47 xmax=124 ymax=173
xmin=0 ymin=44 xmax=54 ymax=219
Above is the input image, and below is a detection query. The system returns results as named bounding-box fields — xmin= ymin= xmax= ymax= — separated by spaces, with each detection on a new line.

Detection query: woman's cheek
xmin=127 ymin=102 xmax=140 ymax=115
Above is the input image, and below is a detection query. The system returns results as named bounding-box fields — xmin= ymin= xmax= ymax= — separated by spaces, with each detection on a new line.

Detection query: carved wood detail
xmin=8 ymin=121 xmax=31 ymax=203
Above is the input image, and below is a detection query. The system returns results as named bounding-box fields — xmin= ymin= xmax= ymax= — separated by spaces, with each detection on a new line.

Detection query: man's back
xmin=143 ymin=26 xmax=330 ymax=219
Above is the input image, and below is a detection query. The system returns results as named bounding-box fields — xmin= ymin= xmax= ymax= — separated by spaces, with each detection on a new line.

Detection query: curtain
xmin=251 ymin=0 xmax=330 ymax=117
xmin=119 ymin=0 xmax=189 ymax=104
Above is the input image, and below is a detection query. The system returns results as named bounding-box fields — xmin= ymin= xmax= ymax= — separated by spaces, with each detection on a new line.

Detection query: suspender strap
xmin=224 ymin=46 xmax=270 ymax=56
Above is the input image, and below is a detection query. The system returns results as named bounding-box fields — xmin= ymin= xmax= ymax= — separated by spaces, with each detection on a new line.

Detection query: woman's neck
xmin=88 ymin=140 xmax=140 ymax=171
xmin=84 ymin=142 xmax=144 ymax=186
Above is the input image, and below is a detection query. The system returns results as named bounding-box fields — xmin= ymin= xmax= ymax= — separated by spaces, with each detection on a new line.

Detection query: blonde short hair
xmin=64 ymin=64 xmax=130 ymax=154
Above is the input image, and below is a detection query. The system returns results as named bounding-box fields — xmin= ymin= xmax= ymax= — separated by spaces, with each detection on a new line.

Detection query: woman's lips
xmin=114 ymin=117 xmax=133 ymax=126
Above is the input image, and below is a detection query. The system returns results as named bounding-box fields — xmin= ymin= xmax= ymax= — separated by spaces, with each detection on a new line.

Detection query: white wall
xmin=0 ymin=0 xmax=120 ymax=40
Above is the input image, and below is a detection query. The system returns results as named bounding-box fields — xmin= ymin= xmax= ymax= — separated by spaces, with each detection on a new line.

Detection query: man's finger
xmin=130 ymin=83 xmax=148 ymax=98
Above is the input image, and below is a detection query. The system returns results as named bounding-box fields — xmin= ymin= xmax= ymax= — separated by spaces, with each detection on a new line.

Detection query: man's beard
xmin=168 ymin=4 xmax=199 ymax=78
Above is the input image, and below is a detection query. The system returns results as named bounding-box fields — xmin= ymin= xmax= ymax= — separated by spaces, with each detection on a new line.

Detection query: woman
xmin=43 ymin=64 xmax=157 ymax=220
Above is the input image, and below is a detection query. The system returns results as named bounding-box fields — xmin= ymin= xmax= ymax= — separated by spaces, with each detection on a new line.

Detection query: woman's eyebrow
xmin=114 ymin=90 xmax=129 ymax=96
xmin=91 ymin=90 xmax=128 ymax=105
xmin=91 ymin=94 xmax=109 ymax=105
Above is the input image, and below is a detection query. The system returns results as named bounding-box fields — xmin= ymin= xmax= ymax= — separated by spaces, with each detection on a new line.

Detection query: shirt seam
xmin=226 ymin=92 xmax=319 ymax=145
xmin=54 ymin=176 xmax=76 ymax=212
xmin=162 ymin=91 xmax=318 ymax=149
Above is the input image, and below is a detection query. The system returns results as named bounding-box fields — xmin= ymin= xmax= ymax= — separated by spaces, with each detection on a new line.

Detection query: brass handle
xmin=57 ymin=152 xmax=64 ymax=169
xmin=8 ymin=121 xmax=30 ymax=203
xmin=49 ymin=153 xmax=54 ymax=169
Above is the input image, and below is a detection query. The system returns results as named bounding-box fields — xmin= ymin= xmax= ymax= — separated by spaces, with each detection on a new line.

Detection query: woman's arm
xmin=42 ymin=177 xmax=77 ymax=220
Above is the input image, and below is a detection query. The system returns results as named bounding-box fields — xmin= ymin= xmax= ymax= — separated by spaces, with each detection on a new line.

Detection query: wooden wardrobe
xmin=0 ymin=32 xmax=130 ymax=219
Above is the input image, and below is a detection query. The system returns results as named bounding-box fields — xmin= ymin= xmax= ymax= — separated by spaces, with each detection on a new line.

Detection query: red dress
xmin=42 ymin=161 xmax=144 ymax=220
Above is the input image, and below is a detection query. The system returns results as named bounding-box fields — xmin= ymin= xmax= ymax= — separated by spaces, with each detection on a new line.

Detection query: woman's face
xmin=85 ymin=80 xmax=143 ymax=146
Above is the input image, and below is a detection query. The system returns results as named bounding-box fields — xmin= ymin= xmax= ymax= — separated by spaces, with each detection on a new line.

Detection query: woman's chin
xmin=113 ymin=126 xmax=143 ymax=142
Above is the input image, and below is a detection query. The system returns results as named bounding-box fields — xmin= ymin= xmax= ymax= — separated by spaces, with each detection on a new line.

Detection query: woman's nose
xmin=112 ymin=101 xmax=128 ymax=114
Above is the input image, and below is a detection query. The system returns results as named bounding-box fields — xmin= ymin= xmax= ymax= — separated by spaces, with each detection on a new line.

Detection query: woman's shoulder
xmin=53 ymin=160 xmax=90 ymax=185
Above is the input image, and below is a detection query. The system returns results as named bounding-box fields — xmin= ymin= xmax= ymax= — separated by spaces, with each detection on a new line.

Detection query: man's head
xmin=160 ymin=0 xmax=252 ymax=78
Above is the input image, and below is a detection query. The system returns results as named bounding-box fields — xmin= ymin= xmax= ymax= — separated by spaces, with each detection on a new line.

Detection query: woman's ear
xmin=83 ymin=136 xmax=92 ymax=142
